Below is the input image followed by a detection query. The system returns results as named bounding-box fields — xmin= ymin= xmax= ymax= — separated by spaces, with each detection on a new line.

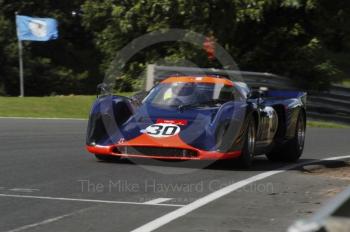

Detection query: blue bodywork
xmin=86 ymin=84 xmax=307 ymax=155
xmin=87 ymin=95 xmax=247 ymax=152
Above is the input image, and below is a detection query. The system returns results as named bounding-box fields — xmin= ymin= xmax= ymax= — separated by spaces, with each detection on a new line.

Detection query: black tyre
xmin=266 ymin=111 xmax=305 ymax=162
xmin=95 ymin=154 xmax=120 ymax=162
xmin=237 ymin=116 xmax=256 ymax=168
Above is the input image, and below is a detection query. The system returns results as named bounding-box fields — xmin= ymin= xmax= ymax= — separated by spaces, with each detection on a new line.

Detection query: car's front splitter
xmin=86 ymin=144 xmax=241 ymax=160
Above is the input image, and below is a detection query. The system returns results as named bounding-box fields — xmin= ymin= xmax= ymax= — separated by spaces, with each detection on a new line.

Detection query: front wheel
xmin=237 ymin=116 xmax=256 ymax=168
xmin=266 ymin=111 xmax=306 ymax=162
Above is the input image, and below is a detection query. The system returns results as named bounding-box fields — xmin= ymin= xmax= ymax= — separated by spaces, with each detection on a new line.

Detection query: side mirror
xmin=248 ymin=89 xmax=263 ymax=99
xmin=97 ymin=83 xmax=111 ymax=97
xmin=248 ymin=89 xmax=266 ymax=105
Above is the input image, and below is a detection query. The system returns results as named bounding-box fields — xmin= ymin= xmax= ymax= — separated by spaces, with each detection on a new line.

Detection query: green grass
xmin=0 ymin=93 xmax=133 ymax=119
xmin=341 ymin=79 xmax=350 ymax=88
xmin=0 ymin=95 xmax=349 ymax=128
xmin=0 ymin=95 xmax=95 ymax=119
xmin=307 ymin=120 xmax=350 ymax=129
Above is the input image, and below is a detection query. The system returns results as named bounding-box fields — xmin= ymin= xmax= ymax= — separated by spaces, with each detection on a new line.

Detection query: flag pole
xmin=15 ymin=12 xmax=24 ymax=97
xmin=18 ymin=39 xmax=24 ymax=97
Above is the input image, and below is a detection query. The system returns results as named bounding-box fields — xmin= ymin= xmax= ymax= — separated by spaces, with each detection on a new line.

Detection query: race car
xmin=86 ymin=75 xmax=306 ymax=167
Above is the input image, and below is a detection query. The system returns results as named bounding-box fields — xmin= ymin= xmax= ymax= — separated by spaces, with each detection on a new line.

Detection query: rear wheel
xmin=266 ymin=111 xmax=305 ymax=162
xmin=95 ymin=154 xmax=120 ymax=162
xmin=237 ymin=117 xmax=256 ymax=168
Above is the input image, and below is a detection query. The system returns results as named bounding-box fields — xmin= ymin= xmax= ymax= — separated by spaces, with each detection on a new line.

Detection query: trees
xmin=81 ymin=0 xmax=349 ymax=91
xmin=0 ymin=0 xmax=349 ymax=95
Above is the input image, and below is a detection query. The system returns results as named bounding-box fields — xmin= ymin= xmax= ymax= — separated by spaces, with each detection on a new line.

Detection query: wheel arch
xmin=299 ymin=107 xmax=307 ymax=125
xmin=272 ymin=104 xmax=287 ymax=141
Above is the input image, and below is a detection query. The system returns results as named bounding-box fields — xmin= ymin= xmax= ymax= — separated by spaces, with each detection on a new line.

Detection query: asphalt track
xmin=0 ymin=118 xmax=349 ymax=232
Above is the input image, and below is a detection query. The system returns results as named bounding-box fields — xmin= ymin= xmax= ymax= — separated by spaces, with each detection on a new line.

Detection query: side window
xmin=219 ymin=86 xmax=235 ymax=101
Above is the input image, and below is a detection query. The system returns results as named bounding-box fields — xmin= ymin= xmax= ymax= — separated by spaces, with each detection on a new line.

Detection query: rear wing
xmin=145 ymin=64 xmax=297 ymax=91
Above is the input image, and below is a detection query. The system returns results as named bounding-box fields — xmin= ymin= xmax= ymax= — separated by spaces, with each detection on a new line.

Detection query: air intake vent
xmin=115 ymin=146 xmax=198 ymax=158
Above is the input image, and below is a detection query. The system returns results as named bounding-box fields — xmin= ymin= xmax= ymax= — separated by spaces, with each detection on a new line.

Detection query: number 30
xmin=146 ymin=124 xmax=180 ymax=137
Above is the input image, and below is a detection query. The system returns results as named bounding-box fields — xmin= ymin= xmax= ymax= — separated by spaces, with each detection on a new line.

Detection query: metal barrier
xmin=288 ymin=186 xmax=350 ymax=232
xmin=146 ymin=65 xmax=350 ymax=124
xmin=146 ymin=64 xmax=295 ymax=90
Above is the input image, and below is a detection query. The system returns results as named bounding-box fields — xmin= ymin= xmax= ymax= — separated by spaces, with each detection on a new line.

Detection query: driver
xmin=162 ymin=83 xmax=196 ymax=105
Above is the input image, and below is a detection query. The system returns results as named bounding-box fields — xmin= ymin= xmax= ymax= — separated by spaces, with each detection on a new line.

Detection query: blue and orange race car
xmin=86 ymin=75 xmax=306 ymax=167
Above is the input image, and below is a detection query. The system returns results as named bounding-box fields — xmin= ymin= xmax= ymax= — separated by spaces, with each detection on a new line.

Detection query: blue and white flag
xmin=16 ymin=15 xmax=58 ymax=41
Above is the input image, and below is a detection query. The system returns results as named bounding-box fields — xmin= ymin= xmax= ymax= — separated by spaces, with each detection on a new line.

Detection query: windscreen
xmin=143 ymin=82 xmax=236 ymax=107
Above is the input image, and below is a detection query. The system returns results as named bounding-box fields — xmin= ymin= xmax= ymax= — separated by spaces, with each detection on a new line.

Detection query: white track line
xmin=0 ymin=116 xmax=86 ymax=121
xmin=4 ymin=208 xmax=90 ymax=232
xmin=0 ymin=194 xmax=184 ymax=207
xmin=5 ymin=213 xmax=74 ymax=232
xmin=131 ymin=155 xmax=350 ymax=232
xmin=9 ymin=188 xmax=40 ymax=193
xmin=144 ymin=198 xmax=173 ymax=204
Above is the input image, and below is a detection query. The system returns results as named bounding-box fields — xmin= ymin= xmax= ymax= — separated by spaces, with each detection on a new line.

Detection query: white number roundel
xmin=144 ymin=123 xmax=181 ymax=138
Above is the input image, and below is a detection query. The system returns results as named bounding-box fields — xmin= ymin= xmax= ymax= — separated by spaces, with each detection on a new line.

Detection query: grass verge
xmin=0 ymin=95 xmax=95 ymax=119
xmin=341 ymin=79 xmax=350 ymax=88
xmin=307 ymin=120 xmax=350 ymax=129
xmin=0 ymin=94 xmax=132 ymax=119
xmin=0 ymin=95 xmax=349 ymax=128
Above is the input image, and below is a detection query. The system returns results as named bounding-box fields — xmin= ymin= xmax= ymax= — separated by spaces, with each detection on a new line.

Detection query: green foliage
xmin=81 ymin=0 xmax=349 ymax=91
xmin=0 ymin=0 xmax=349 ymax=95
